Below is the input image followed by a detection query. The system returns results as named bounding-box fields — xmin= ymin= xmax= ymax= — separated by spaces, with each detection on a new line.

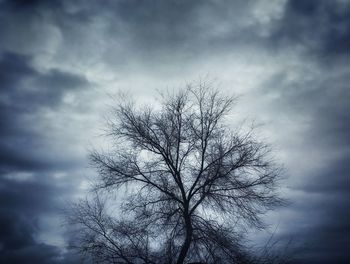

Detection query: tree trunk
xmin=176 ymin=215 xmax=193 ymax=264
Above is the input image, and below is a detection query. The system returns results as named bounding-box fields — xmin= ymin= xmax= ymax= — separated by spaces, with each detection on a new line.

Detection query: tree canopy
xmin=70 ymin=82 xmax=283 ymax=264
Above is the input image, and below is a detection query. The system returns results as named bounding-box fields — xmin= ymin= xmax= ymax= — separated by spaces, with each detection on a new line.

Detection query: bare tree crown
xmin=73 ymin=82 xmax=283 ymax=264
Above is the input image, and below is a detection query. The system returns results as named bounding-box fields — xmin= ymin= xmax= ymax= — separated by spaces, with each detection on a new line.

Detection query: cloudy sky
xmin=0 ymin=0 xmax=349 ymax=263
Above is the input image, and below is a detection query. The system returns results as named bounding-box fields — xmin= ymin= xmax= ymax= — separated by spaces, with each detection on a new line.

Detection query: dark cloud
xmin=0 ymin=0 xmax=349 ymax=263
xmin=0 ymin=50 xmax=89 ymax=262
xmin=282 ymin=186 xmax=350 ymax=264
xmin=0 ymin=52 xmax=35 ymax=89
xmin=0 ymin=52 xmax=88 ymax=111
xmin=262 ymin=66 xmax=350 ymax=148
xmin=0 ymin=51 xmax=90 ymax=172
xmin=256 ymin=40 xmax=350 ymax=262
xmin=0 ymin=4 xmax=94 ymax=261
xmin=104 ymin=0 xmax=263 ymax=58
xmin=0 ymin=176 xmax=80 ymax=263
xmin=271 ymin=0 xmax=350 ymax=58
xmin=28 ymin=0 xmax=267 ymax=65
xmin=1 ymin=0 xmax=61 ymax=10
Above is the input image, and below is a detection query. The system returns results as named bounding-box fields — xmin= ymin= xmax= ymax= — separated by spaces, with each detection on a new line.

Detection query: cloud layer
xmin=0 ymin=0 xmax=349 ymax=263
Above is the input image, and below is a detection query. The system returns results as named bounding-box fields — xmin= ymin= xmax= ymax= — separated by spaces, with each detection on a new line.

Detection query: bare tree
xmin=70 ymin=82 xmax=283 ymax=264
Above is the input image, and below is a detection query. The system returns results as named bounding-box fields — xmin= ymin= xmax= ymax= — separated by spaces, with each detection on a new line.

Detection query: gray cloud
xmin=271 ymin=0 xmax=350 ymax=58
xmin=0 ymin=0 xmax=349 ymax=263
xmin=255 ymin=24 xmax=350 ymax=261
xmin=0 ymin=15 xmax=92 ymax=261
xmin=0 ymin=51 xmax=90 ymax=173
xmin=0 ymin=173 xmax=81 ymax=263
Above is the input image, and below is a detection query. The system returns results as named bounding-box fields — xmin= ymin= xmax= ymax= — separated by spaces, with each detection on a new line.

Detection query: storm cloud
xmin=0 ymin=0 xmax=349 ymax=263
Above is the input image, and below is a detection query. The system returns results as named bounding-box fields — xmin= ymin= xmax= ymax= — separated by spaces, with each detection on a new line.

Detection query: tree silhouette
xmin=70 ymin=82 xmax=283 ymax=263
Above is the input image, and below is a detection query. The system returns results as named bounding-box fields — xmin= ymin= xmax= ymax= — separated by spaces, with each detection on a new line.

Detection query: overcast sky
xmin=0 ymin=0 xmax=349 ymax=263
